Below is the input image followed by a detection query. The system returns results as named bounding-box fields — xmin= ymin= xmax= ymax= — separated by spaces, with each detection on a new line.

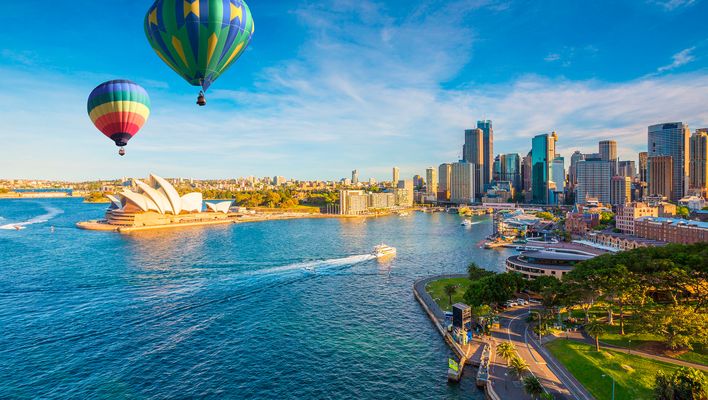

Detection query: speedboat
xmin=461 ymin=219 xmax=473 ymax=226
xmin=372 ymin=244 xmax=397 ymax=258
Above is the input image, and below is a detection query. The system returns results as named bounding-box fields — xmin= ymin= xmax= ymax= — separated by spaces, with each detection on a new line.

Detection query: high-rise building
xmin=450 ymin=161 xmax=476 ymax=204
xmin=463 ymin=128 xmax=484 ymax=195
xmin=616 ymin=202 xmax=659 ymax=234
xmin=648 ymin=155 xmax=673 ymax=200
xmin=395 ymin=179 xmax=414 ymax=206
xmin=426 ymin=167 xmax=438 ymax=195
xmin=413 ymin=175 xmax=424 ymax=190
xmin=339 ymin=190 xmax=369 ymax=215
xmin=500 ymin=153 xmax=521 ymax=192
xmin=551 ymin=156 xmax=566 ymax=192
xmin=522 ymin=151 xmax=533 ymax=202
xmin=531 ymin=132 xmax=557 ymax=204
xmin=492 ymin=155 xmax=502 ymax=182
xmin=477 ymin=120 xmax=494 ymax=188
xmin=392 ymin=167 xmax=400 ymax=185
xmin=569 ymin=151 xmax=585 ymax=187
xmin=575 ymin=159 xmax=611 ymax=204
xmin=610 ymin=176 xmax=632 ymax=206
xmin=438 ymin=163 xmax=452 ymax=201
xmin=351 ymin=169 xmax=359 ymax=185
xmin=639 ymin=152 xmax=648 ymax=183
xmin=617 ymin=161 xmax=636 ymax=178
xmin=648 ymin=122 xmax=690 ymax=201
xmin=599 ymin=140 xmax=617 ymax=162
xmin=689 ymin=129 xmax=708 ymax=196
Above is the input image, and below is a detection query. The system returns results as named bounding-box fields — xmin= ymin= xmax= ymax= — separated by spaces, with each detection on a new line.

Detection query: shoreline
xmin=76 ymin=211 xmax=403 ymax=233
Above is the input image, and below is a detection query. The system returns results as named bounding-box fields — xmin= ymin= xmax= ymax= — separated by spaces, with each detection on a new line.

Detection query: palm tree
xmin=586 ymin=320 xmax=606 ymax=352
xmin=444 ymin=284 xmax=456 ymax=308
xmin=523 ymin=375 xmax=544 ymax=399
xmin=509 ymin=356 xmax=530 ymax=380
xmin=496 ymin=342 xmax=516 ymax=365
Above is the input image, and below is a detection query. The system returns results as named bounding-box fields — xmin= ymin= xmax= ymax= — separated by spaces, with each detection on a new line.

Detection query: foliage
xmin=508 ymin=356 xmax=530 ymax=380
xmin=654 ymin=367 xmax=707 ymax=400
xmin=444 ymin=284 xmax=456 ymax=307
xmin=523 ymin=375 xmax=544 ymax=399
xmin=599 ymin=211 xmax=615 ymax=225
xmin=535 ymin=211 xmax=554 ymax=220
xmin=496 ymin=342 xmax=516 ymax=365
xmin=83 ymin=191 xmax=110 ymax=203
xmin=425 ymin=278 xmax=471 ymax=311
xmin=675 ymin=206 xmax=690 ymax=219
xmin=642 ymin=305 xmax=708 ymax=351
xmin=467 ymin=262 xmax=494 ymax=281
xmin=586 ymin=320 xmax=606 ymax=351
xmin=463 ymin=272 xmax=526 ymax=306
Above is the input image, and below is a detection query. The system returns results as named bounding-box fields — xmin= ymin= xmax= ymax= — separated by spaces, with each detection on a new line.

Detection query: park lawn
xmin=601 ymin=321 xmax=708 ymax=366
xmin=546 ymin=340 xmax=681 ymax=400
xmin=425 ymin=277 xmax=471 ymax=312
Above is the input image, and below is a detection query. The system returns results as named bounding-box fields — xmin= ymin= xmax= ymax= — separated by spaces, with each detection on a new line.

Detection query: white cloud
xmin=658 ymin=47 xmax=696 ymax=72
xmin=650 ymin=0 xmax=696 ymax=10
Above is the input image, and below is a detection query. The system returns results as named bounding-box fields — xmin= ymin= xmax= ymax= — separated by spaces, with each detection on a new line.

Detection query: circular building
xmin=505 ymin=249 xmax=594 ymax=280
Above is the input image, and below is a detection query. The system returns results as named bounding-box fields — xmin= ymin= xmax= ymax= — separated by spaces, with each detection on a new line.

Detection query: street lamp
xmin=602 ymin=374 xmax=615 ymax=400
xmin=628 ymin=339 xmax=632 ymax=355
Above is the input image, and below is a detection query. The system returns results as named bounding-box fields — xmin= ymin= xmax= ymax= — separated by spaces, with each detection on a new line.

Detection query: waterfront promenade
xmin=414 ymin=274 xmax=595 ymax=400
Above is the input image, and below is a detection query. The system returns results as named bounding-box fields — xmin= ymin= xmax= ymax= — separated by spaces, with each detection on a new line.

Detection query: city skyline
xmin=2 ymin=1 xmax=708 ymax=181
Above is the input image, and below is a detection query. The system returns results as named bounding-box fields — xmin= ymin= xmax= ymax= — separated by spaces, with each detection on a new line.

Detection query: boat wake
xmin=0 ymin=206 xmax=64 ymax=230
xmin=249 ymin=254 xmax=376 ymax=276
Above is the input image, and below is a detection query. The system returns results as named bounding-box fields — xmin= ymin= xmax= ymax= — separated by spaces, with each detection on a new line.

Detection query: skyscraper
xmin=575 ymin=159 xmax=611 ymax=204
xmin=689 ymin=129 xmax=708 ymax=196
xmin=463 ymin=128 xmax=484 ymax=195
xmin=610 ymin=176 xmax=632 ymax=206
xmin=438 ymin=163 xmax=452 ymax=201
xmin=639 ymin=152 xmax=648 ymax=183
xmin=351 ymin=169 xmax=359 ymax=185
xmin=648 ymin=155 xmax=673 ymax=200
xmin=426 ymin=167 xmax=438 ymax=195
xmin=617 ymin=161 xmax=636 ymax=178
xmin=552 ymin=156 xmax=566 ymax=192
xmin=392 ymin=167 xmax=399 ymax=185
xmin=501 ymin=153 xmax=521 ymax=192
xmin=492 ymin=155 xmax=502 ymax=182
xmin=450 ymin=162 xmax=476 ymax=204
xmin=413 ymin=175 xmax=424 ymax=190
xmin=648 ymin=122 xmax=690 ymax=201
xmin=395 ymin=179 xmax=414 ymax=206
xmin=522 ymin=151 xmax=533 ymax=202
xmin=569 ymin=151 xmax=585 ymax=187
xmin=531 ymin=132 xmax=557 ymax=204
xmin=599 ymin=140 xmax=617 ymax=162
xmin=477 ymin=120 xmax=494 ymax=188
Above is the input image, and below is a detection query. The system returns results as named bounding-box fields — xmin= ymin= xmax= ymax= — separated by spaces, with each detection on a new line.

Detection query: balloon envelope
xmin=87 ymin=80 xmax=151 ymax=147
xmin=144 ymin=0 xmax=255 ymax=91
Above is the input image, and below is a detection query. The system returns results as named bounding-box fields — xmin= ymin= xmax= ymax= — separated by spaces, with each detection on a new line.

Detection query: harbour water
xmin=0 ymin=199 xmax=513 ymax=399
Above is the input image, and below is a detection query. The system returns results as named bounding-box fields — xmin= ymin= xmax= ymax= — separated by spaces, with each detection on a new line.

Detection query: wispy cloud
xmin=650 ymin=0 xmax=696 ymax=11
xmin=657 ymin=47 xmax=696 ymax=72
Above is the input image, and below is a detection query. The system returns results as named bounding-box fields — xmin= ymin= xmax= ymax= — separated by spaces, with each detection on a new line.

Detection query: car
xmin=528 ymin=299 xmax=541 ymax=305
xmin=516 ymin=298 xmax=528 ymax=305
xmin=504 ymin=301 xmax=518 ymax=307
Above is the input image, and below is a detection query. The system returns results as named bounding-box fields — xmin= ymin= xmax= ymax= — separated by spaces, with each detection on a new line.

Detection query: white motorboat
xmin=461 ymin=219 xmax=473 ymax=226
xmin=372 ymin=244 xmax=397 ymax=258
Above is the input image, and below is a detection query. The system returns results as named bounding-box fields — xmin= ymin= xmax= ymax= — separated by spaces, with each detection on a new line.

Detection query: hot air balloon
xmin=87 ymin=80 xmax=151 ymax=156
xmin=144 ymin=0 xmax=255 ymax=106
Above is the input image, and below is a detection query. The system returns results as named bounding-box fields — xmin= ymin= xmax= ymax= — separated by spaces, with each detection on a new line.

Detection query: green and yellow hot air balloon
xmin=144 ymin=0 xmax=254 ymax=106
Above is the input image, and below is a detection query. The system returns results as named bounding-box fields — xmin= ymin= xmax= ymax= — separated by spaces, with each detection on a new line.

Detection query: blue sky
xmin=1 ymin=0 xmax=708 ymax=180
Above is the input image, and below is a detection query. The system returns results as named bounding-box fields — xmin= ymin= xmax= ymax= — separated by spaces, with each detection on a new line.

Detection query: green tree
xmin=523 ymin=375 xmax=544 ymax=399
xmin=444 ymin=284 xmax=456 ymax=308
xmin=535 ymin=211 xmax=554 ymax=220
xmin=467 ymin=262 xmax=493 ymax=281
xmin=496 ymin=342 xmax=516 ymax=366
xmin=676 ymin=205 xmax=690 ymax=219
xmin=654 ymin=367 xmax=707 ymax=400
xmin=586 ymin=320 xmax=606 ymax=351
xmin=509 ymin=356 xmax=530 ymax=380
xmin=642 ymin=305 xmax=708 ymax=351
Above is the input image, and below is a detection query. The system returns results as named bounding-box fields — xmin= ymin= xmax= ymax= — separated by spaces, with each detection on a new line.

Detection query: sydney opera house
xmin=90 ymin=174 xmax=234 ymax=229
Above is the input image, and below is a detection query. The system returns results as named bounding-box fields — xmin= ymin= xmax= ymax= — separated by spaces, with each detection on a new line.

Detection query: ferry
xmin=372 ymin=244 xmax=397 ymax=258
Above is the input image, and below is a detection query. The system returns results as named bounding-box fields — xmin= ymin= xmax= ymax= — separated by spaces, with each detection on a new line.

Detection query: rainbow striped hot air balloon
xmin=87 ymin=80 xmax=151 ymax=156
xmin=144 ymin=0 xmax=254 ymax=106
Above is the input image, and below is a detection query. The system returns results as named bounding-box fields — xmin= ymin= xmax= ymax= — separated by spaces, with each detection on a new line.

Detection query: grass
xmin=425 ymin=277 xmax=471 ymax=311
xmin=546 ymin=340 xmax=681 ymax=400
xmin=251 ymin=205 xmax=321 ymax=213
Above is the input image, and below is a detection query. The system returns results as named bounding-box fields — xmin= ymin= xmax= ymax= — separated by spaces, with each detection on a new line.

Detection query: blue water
xmin=0 ymin=199 xmax=513 ymax=399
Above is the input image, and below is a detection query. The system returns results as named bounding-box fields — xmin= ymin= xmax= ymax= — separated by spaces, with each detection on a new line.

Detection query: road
xmin=490 ymin=306 xmax=595 ymax=400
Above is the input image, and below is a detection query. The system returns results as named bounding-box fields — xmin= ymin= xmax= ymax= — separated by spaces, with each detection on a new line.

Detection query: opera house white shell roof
xmin=107 ymin=174 xmax=231 ymax=215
